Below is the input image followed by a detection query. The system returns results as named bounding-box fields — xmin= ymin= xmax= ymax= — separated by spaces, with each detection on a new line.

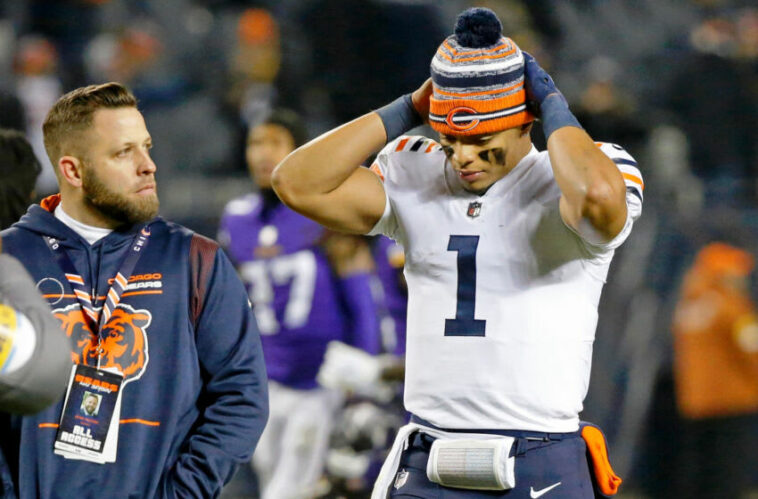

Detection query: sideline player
xmin=272 ymin=8 xmax=641 ymax=498
xmin=219 ymin=109 xmax=382 ymax=499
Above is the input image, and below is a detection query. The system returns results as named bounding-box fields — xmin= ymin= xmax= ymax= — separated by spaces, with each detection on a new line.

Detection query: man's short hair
xmin=0 ymin=129 xmax=42 ymax=229
xmin=42 ymin=82 xmax=138 ymax=171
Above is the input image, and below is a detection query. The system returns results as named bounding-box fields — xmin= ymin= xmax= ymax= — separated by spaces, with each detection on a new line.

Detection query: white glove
xmin=317 ymin=341 xmax=394 ymax=399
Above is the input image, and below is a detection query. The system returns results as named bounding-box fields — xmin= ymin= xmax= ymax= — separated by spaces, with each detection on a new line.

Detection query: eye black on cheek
xmin=478 ymin=148 xmax=506 ymax=165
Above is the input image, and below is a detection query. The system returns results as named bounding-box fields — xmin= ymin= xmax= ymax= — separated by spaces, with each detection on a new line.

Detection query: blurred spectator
xmin=83 ymin=20 xmax=237 ymax=197
xmin=643 ymin=124 xmax=704 ymax=219
xmin=666 ymin=13 xmax=757 ymax=207
xmin=299 ymin=0 xmax=445 ymax=125
xmin=573 ymin=56 xmax=648 ymax=159
xmin=13 ymin=34 xmax=61 ymax=195
xmin=0 ymin=129 xmax=42 ymax=230
xmin=83 ymin=24 xmax=189 ymax=109
xmin=227 ymin=8 xmax=281 ymax=128
xmin=0 ymin=91 xmax=26 ymax=132
xmin=26 ymin=0 xmax=108 ymax=88
xmin=671 ymin=242 xmax=758 ymax=498
xmin=733 ymin=7 xmax=758 ymax=199
xmin=735 ymin=7 xmax=758 ymax=59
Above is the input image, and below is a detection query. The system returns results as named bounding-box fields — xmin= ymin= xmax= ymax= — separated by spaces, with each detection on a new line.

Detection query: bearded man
xmin=0 ymin=82 xmax=268 ymax=498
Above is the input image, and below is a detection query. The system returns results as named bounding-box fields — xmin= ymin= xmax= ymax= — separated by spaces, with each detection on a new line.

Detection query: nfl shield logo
xmin=467 ymin=201 xmax=482 ymax=218
xmin=394 ymin=469 xmax=409 ymax=489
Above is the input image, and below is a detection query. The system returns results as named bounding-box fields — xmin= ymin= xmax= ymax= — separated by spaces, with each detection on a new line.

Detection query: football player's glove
xmin=317 ymin=341 xmax=395 ymax=400
xmin=523 ymin=51 xmax=582 ymax=138
xmin=523 ymin=51 xmax=559 ymax=105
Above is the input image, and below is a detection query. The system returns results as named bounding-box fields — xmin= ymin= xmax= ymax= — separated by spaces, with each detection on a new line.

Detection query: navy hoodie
xmin=0 ymin=195 xmax=268 ymax=498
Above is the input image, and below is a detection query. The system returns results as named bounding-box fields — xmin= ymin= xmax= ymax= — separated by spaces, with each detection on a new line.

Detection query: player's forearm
xmin=272 ymin=113 xmax=386 ymax=208
xmin=523 ymin=53 xmax=627 ymax=238
xmin=547 ymin=127 xmax=627 ymax=238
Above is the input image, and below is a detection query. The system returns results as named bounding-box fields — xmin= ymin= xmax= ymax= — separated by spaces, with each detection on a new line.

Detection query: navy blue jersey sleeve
xmin=164 ymin=243 xmax=268 ymax=497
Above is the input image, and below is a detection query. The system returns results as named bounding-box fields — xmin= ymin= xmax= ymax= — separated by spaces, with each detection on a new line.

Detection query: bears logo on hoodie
xmin=54 ymin=303 xmax=151 ymax=383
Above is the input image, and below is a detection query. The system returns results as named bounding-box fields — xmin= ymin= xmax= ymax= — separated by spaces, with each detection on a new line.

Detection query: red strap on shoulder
xmin=189 ymin=234 xmax=218 ymax=327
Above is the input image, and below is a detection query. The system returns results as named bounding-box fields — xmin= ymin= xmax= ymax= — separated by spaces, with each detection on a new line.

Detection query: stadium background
xmin=1 ymin=0 xmax=756 ymax=497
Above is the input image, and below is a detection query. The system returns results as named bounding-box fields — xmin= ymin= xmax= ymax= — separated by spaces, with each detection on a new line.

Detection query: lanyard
xmin=43 ymin=225 xmax=151 ymax=338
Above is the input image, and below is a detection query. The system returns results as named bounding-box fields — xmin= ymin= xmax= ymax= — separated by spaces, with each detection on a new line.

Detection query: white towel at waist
xmin=371 ymin=422 xmax=513 ymax=499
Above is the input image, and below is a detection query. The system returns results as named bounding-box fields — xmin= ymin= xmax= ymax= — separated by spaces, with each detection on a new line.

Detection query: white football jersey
xmin=369 ymin=136 xmax=643 ymax=432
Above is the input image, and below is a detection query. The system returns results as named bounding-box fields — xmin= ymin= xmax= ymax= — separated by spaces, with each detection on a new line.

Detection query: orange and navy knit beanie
xmin=429 ymin=8 xmax=534 ymax=136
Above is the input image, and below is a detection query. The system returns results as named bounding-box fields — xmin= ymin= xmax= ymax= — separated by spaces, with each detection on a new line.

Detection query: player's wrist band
xmin=539 ymin=93 xmax=582 ymax=140
xmin=375 ymin=94 xmax=424 ymax=143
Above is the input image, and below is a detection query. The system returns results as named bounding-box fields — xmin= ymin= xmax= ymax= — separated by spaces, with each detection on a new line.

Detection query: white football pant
xmin=253 ymin=381 xmax=342 ymax=499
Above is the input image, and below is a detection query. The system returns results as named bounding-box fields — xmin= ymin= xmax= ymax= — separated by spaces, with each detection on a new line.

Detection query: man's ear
xmin=520 ymin=122 xmax=533 ymax=137
xmin=58 ymin=156 xmax=84 ymax=188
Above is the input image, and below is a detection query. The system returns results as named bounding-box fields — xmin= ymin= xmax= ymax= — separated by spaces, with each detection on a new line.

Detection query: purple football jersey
xmin=372 ymin=236 xmax=408 ymax=355
xmin=221 ymin=193 xmax=367 ymax=389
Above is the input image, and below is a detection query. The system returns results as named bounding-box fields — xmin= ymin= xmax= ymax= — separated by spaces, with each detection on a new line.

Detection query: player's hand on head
xmin=523 ymin=51 xmax=560 ymax=113
xmin=411 ymin=78 xmax=433 ymax=123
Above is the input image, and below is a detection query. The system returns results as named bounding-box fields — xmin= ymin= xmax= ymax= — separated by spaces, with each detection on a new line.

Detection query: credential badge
xmin=467 ymin=201 xmax=482 ymax=218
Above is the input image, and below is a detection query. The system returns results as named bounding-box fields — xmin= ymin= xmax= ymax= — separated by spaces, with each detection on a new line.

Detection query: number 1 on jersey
xmin=445 ymin=235 xmax=486 ymax=337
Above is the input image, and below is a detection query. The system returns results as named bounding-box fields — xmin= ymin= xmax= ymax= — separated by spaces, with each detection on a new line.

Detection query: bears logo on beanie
xmin=429 ymin=8 xmax=534 ymax=136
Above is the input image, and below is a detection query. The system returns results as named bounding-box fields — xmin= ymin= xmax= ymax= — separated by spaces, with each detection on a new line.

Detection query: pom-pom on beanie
xmin=429 ymin=7 xmax=534 ymax=136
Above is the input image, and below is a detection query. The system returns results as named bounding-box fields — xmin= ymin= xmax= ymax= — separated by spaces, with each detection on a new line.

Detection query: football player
xmin=272 ymin=7 xmax=641 ymax=498
xmin=219 ymin=109 xmax=382 ymax=499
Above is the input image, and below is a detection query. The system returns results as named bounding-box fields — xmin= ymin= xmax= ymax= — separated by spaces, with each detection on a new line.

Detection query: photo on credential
xmin=57 ymin=367 xmax=121 ymax=452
